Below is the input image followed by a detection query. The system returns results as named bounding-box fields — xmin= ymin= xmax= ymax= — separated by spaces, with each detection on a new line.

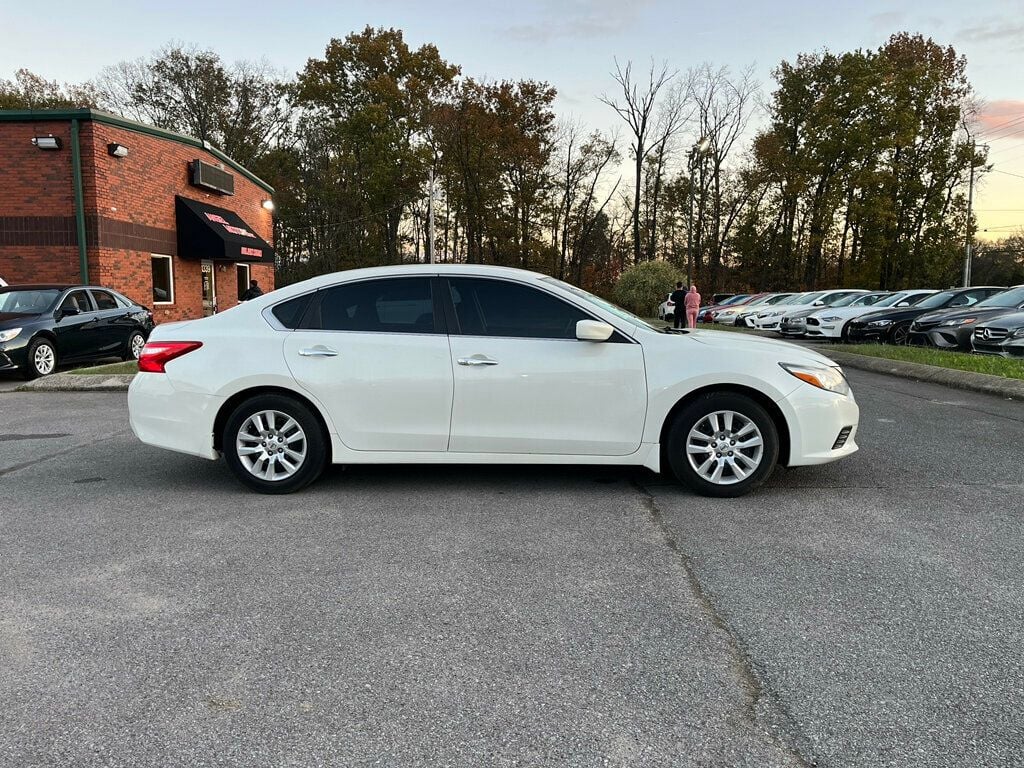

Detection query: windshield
xmin=915 ymin=290 xmax=958 ymax=309
xmin=977 ymin=286 xmax=1024 ymax=308
xmin=765 ymin=293 xmax=795 ymax=305
xmin=873 ymin=292 xmax=911 ymax=308
xmin=0 ymin=288 xmax=60 ymax=314
xmin=828 ymin=293 xmax=865 ymax=308
xmin=850 ymin=293 xmax=887 ymax=307
xmin=796 ymin=292 xmax=826 ymax=305
xmin=718 ymin=294 xmax=750 ymax=306
xmin=541 ymin=278 xmax=659 ymax=332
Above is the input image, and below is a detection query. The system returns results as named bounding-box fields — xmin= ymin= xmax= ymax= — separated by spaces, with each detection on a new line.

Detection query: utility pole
xmin=963 ymin=138 xmax=977 ymax=287
xmin=686 ymin=154 xmax=695 ymax=288
xmin=427 ymin=165 xmax=436 ymax=264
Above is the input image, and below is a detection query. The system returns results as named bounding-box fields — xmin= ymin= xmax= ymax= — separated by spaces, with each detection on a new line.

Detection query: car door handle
xmin=298 ymin=346 xmax=339 ymax=357
xmin=457 ymin=356 xmax=499 ymax=366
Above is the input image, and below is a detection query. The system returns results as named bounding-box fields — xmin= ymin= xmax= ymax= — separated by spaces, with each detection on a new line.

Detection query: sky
xmin=3 ymin=0 xmax=1024 ymax=240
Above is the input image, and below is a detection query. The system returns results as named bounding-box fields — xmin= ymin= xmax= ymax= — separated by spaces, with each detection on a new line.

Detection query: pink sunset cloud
xmin=978 ymin=100 xmax=1024 ymax=132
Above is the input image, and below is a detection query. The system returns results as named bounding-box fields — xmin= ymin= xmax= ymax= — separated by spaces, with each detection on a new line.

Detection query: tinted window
xmin=271 ymin=293 xmax=313 ymax=329
xmin=316 ymin=278 xmax=436 ymax=333
xmin=449 ymin=278 xmax=589 ymax=339
xmin=91 ymin=290 xmax=119 ymax=310
xmin=916 ymin=290 xmax=958 ymax=309
xmin=152 ymin=256 xmax=174 ymax=304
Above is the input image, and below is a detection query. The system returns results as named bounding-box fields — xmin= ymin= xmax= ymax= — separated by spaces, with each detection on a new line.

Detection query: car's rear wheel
xmin=222 ymin=394 xmax=327 ymax=494
xmin=23 ymin=337 xmax=57 ymax=379
xmin=666 ymin=392 xmax=779 ymax=498
xmin=124 ymin=331 xmax=146 ymax=361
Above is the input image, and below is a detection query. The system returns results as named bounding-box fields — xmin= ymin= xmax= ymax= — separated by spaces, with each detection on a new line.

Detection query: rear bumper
xmin=127 ymin=373 xmax=223 ymax=460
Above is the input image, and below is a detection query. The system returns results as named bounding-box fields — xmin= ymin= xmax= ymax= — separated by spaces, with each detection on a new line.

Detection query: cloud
xmin=957 ymin=19 xmax=1024 ymax=43
xmin=978 ymin=100 xmax=1024 ymax=132
xmin=869 ymin=11 xmax=906 ymax=30
xmin=499 ymin=0 xmax=657 ymax=43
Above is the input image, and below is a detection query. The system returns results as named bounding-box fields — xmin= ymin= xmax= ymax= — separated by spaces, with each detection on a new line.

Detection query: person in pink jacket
xmin=684 ymin=285 xmax=701 ymax=328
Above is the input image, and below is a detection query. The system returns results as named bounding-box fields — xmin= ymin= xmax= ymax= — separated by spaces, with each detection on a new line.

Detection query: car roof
xmin=0 ymin=284 xmax=84 ymax=291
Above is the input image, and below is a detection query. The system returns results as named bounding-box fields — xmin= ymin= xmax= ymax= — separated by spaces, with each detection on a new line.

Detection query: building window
xmin=236 ymin=263 xmax=251 ymax=301
xmin=152 ymin=255 xmax=174 ymax=305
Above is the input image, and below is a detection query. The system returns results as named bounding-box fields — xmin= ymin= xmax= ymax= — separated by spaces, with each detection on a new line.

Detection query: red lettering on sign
xmin=240 ymin=247 xmax=262 ymax=258
xmin=204 ymin=213 xmax=229 ymax=225
xmin=224 ymin=225 xmax=255 ymax=238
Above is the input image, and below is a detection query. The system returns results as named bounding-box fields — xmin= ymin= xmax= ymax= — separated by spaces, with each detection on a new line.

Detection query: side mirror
xmin=576 ymin=319 xmax=615 ymax=342
xmin=58 ymin=306 xmax=81 ymax=319
xmin=896 ymin=301 xmax=910 ymax=307
xmin=812 ymin=300 xmax=825 ymax=306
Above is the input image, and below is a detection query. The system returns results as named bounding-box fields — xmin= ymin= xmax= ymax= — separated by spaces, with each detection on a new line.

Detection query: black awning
xmin=175 ymin=196 xmax=274 ymax=263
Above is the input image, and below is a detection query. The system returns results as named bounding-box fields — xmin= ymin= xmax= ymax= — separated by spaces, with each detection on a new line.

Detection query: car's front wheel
xmin=666 ymin=392 xmax=779 ymax=497
xmin=23 ymin=337 xmax=57 ymax=379
xmin=889 ymin=322 xmax=911 ymax=345
xmin=222 ymin=394 xmax=327 ymax=494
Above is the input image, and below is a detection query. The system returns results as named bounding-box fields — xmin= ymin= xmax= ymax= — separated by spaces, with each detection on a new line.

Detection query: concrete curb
xmin=16 ymin=372 xmax=135 ymax=392
xmin=822 ymin=348 xmax=1024 ymax=401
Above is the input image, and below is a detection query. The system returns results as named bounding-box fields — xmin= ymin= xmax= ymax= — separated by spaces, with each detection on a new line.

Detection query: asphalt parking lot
xmin=1 ymin=370 xmax=1022 ymax=767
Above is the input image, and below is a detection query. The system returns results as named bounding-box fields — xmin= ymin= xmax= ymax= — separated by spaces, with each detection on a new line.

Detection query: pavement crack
xmin=631 ymin=478 xmax=818 ymax=768
xmin=0 ymin=430 xmax=132 ymax=478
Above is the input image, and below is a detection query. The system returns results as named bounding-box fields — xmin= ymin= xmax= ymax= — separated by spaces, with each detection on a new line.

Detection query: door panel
xmin=282 ymin=277 xmax=453 ymax=452
xmin=444 ymin=277 xmax=647 ymax=456
xmin=89 ymin=289 xmax=130 ymax=357
xmin=52 ymin=290 xmax=99 ymax=361
xmin=447 ymin=336 xmax=646 ymax=455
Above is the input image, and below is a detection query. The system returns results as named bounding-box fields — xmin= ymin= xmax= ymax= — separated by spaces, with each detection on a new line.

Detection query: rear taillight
xmin=138 ymin=341 xmax=203 ymax=373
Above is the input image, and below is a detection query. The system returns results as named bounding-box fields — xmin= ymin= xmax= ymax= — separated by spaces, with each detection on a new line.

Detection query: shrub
xmin=613 ymin=261 xmax=684 ymax=316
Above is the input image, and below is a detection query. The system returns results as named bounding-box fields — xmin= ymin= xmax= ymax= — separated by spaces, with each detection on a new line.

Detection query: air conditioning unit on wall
xmin=190 ymin=160 xmax=235 ymax=196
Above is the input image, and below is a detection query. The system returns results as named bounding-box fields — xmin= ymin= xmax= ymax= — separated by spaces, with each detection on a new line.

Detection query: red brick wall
xmin=1 ymin=116 xmax=274 ymax=322
xmin=0 ymin=121 xmax=74 ymax=215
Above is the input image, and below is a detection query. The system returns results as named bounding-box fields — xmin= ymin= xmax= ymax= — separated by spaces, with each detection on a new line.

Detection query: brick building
xmin=0 ymin=109 xmax=274 ymax=322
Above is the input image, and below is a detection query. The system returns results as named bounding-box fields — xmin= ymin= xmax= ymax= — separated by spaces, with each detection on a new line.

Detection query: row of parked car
xmin=660 ymin=286 xmax=1024 ymax=357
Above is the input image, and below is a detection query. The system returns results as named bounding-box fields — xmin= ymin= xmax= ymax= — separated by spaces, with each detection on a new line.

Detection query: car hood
xmin=0 ymin=311 xmax=41 ymax=327
xmin=916 ymin=305 xmax=1022 ymax=325
xmin=976 ymin=310 xmax=1024 ymax=329
xmin=851 ymin=306 xmax=929 ymax=323
xmin=686 ymin=328 xmax=839 ymax=367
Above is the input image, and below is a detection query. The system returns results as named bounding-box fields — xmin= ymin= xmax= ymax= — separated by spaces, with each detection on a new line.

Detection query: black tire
xmin=889 ymin=322 xmax=911 ymax=345
xmin=222 ymin=394 xmax=328 ymax=494
xmin=665 ymin=392 xmax=780 ymax=498
xmin=123 ymin=331 xmax=146 ymax=361
xmin=839 ymin=321 xmax=852 ymax=343
xmin=22 ymin=337 xmax=57 ymax=380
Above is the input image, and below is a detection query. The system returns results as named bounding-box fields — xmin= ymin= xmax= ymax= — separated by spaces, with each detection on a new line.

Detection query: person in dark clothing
xmin=669 ymin=281 xmax=688 ymax=328
xmin=241 ymin=280 xmax=263 ymax=301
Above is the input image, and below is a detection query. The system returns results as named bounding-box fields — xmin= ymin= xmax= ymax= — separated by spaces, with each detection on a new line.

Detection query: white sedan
xmin=128 ymin=265 xmax=859 ymax=497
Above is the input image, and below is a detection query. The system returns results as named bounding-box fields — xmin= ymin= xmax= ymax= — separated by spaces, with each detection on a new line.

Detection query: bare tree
xmin=600 ymin=60 xmax=687 ymax=264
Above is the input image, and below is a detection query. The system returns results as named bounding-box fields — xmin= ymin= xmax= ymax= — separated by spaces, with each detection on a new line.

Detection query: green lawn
xmin=645 ymin=318 xmax=1024 ymax=380
xmin=820 ymin=343 xmax=1024 ymax=380
xmin=69 ymin=361 xmax=139 ymax=375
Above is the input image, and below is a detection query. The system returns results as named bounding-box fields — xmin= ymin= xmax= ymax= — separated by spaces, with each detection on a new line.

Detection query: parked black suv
xmin=0 ymin=285 xmax=154 ymax=378
xmin=845 ymin=286 xmax=1005 ymax=344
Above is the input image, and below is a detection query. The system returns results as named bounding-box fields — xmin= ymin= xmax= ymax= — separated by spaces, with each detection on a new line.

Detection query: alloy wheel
xmin=235 ymin=409 xmax=308 ymax=482
xmin=685 ymin=410 xmax=764 ymax=485
xmin=130 ymin=334 xmax=146 ymax=359
xmin=34 ymin=344 xmax=56 ymax=375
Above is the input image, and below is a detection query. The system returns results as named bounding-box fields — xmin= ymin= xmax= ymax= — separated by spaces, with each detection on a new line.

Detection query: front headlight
xmin=1013 ymin=328 xmax=1024 ymax=338
xmin=867 ymin=319 xmax=894 ymax=327
xmin=0 ymin=328 xmax=22 ymax=343
xmin=819 ymin=316 xmax=842 ymax=322
xmin=780 ymin=363 xmax=850 ymax=396
xmin=940 ymin=318 xmax=977 ymax=327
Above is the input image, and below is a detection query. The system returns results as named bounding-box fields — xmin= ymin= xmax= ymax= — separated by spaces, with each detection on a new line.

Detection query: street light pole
xmin=962 ymin=138 xmax=981 ymax=287
xmin=427 ymin=165 xmax=436 ymax=265
xmin=686 ymin=137 xmax=711 ymax=288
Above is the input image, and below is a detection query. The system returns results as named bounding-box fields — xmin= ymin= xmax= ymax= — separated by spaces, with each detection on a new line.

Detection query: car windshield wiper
xmin=662 ymin=327 xmax=690 ymax=334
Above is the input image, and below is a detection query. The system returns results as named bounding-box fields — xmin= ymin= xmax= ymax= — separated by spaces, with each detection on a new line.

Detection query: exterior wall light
xmin=262 ymin=199 xmax=275 ymax=211
xmin=32 ymin=136 xmax=62 ymax=150
xmin=107 ymin=143 xmax=129 ymax=158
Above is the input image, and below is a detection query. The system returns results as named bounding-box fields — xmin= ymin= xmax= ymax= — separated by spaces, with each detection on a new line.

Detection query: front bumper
xmin=0 ymin=338 xmax=30 ymax=372
xmin=922 ymin=326 xmax=973 ymax=350
xmin=779 ymin=383 xmax=860 ymax=466
xmin=973 ymin=336 xmax=1024 ymax=357
xmin=845 ymin=324 xmax=889 ymax=342
xmin=127 ymin=373 xmax=224 ymax=460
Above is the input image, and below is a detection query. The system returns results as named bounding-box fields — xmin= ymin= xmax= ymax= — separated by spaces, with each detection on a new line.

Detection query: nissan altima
xmin=127 ymin=266 xmax=859 ymax=497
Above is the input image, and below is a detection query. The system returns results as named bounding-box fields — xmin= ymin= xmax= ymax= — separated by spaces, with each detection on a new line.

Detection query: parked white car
xmin=753 ymin=289 xmax=867 ymax=330
xmin=716 ymin=293 xmax=796 ymax=326
xmin=657 ymin=292 xmax=676 ymax=321
xmin=128 ymin=265 xmax=859 ymax=497
xmin=805 ymin=290 xmax=936 ymax=340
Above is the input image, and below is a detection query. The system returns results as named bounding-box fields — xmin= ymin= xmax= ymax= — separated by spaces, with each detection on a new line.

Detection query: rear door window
xmin=314 ymin=278 xmax=437 ymax=334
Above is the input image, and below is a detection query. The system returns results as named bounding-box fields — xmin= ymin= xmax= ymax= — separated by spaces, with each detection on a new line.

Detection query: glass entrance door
xmin=201 ymin=261 xmax=217 ymax=316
